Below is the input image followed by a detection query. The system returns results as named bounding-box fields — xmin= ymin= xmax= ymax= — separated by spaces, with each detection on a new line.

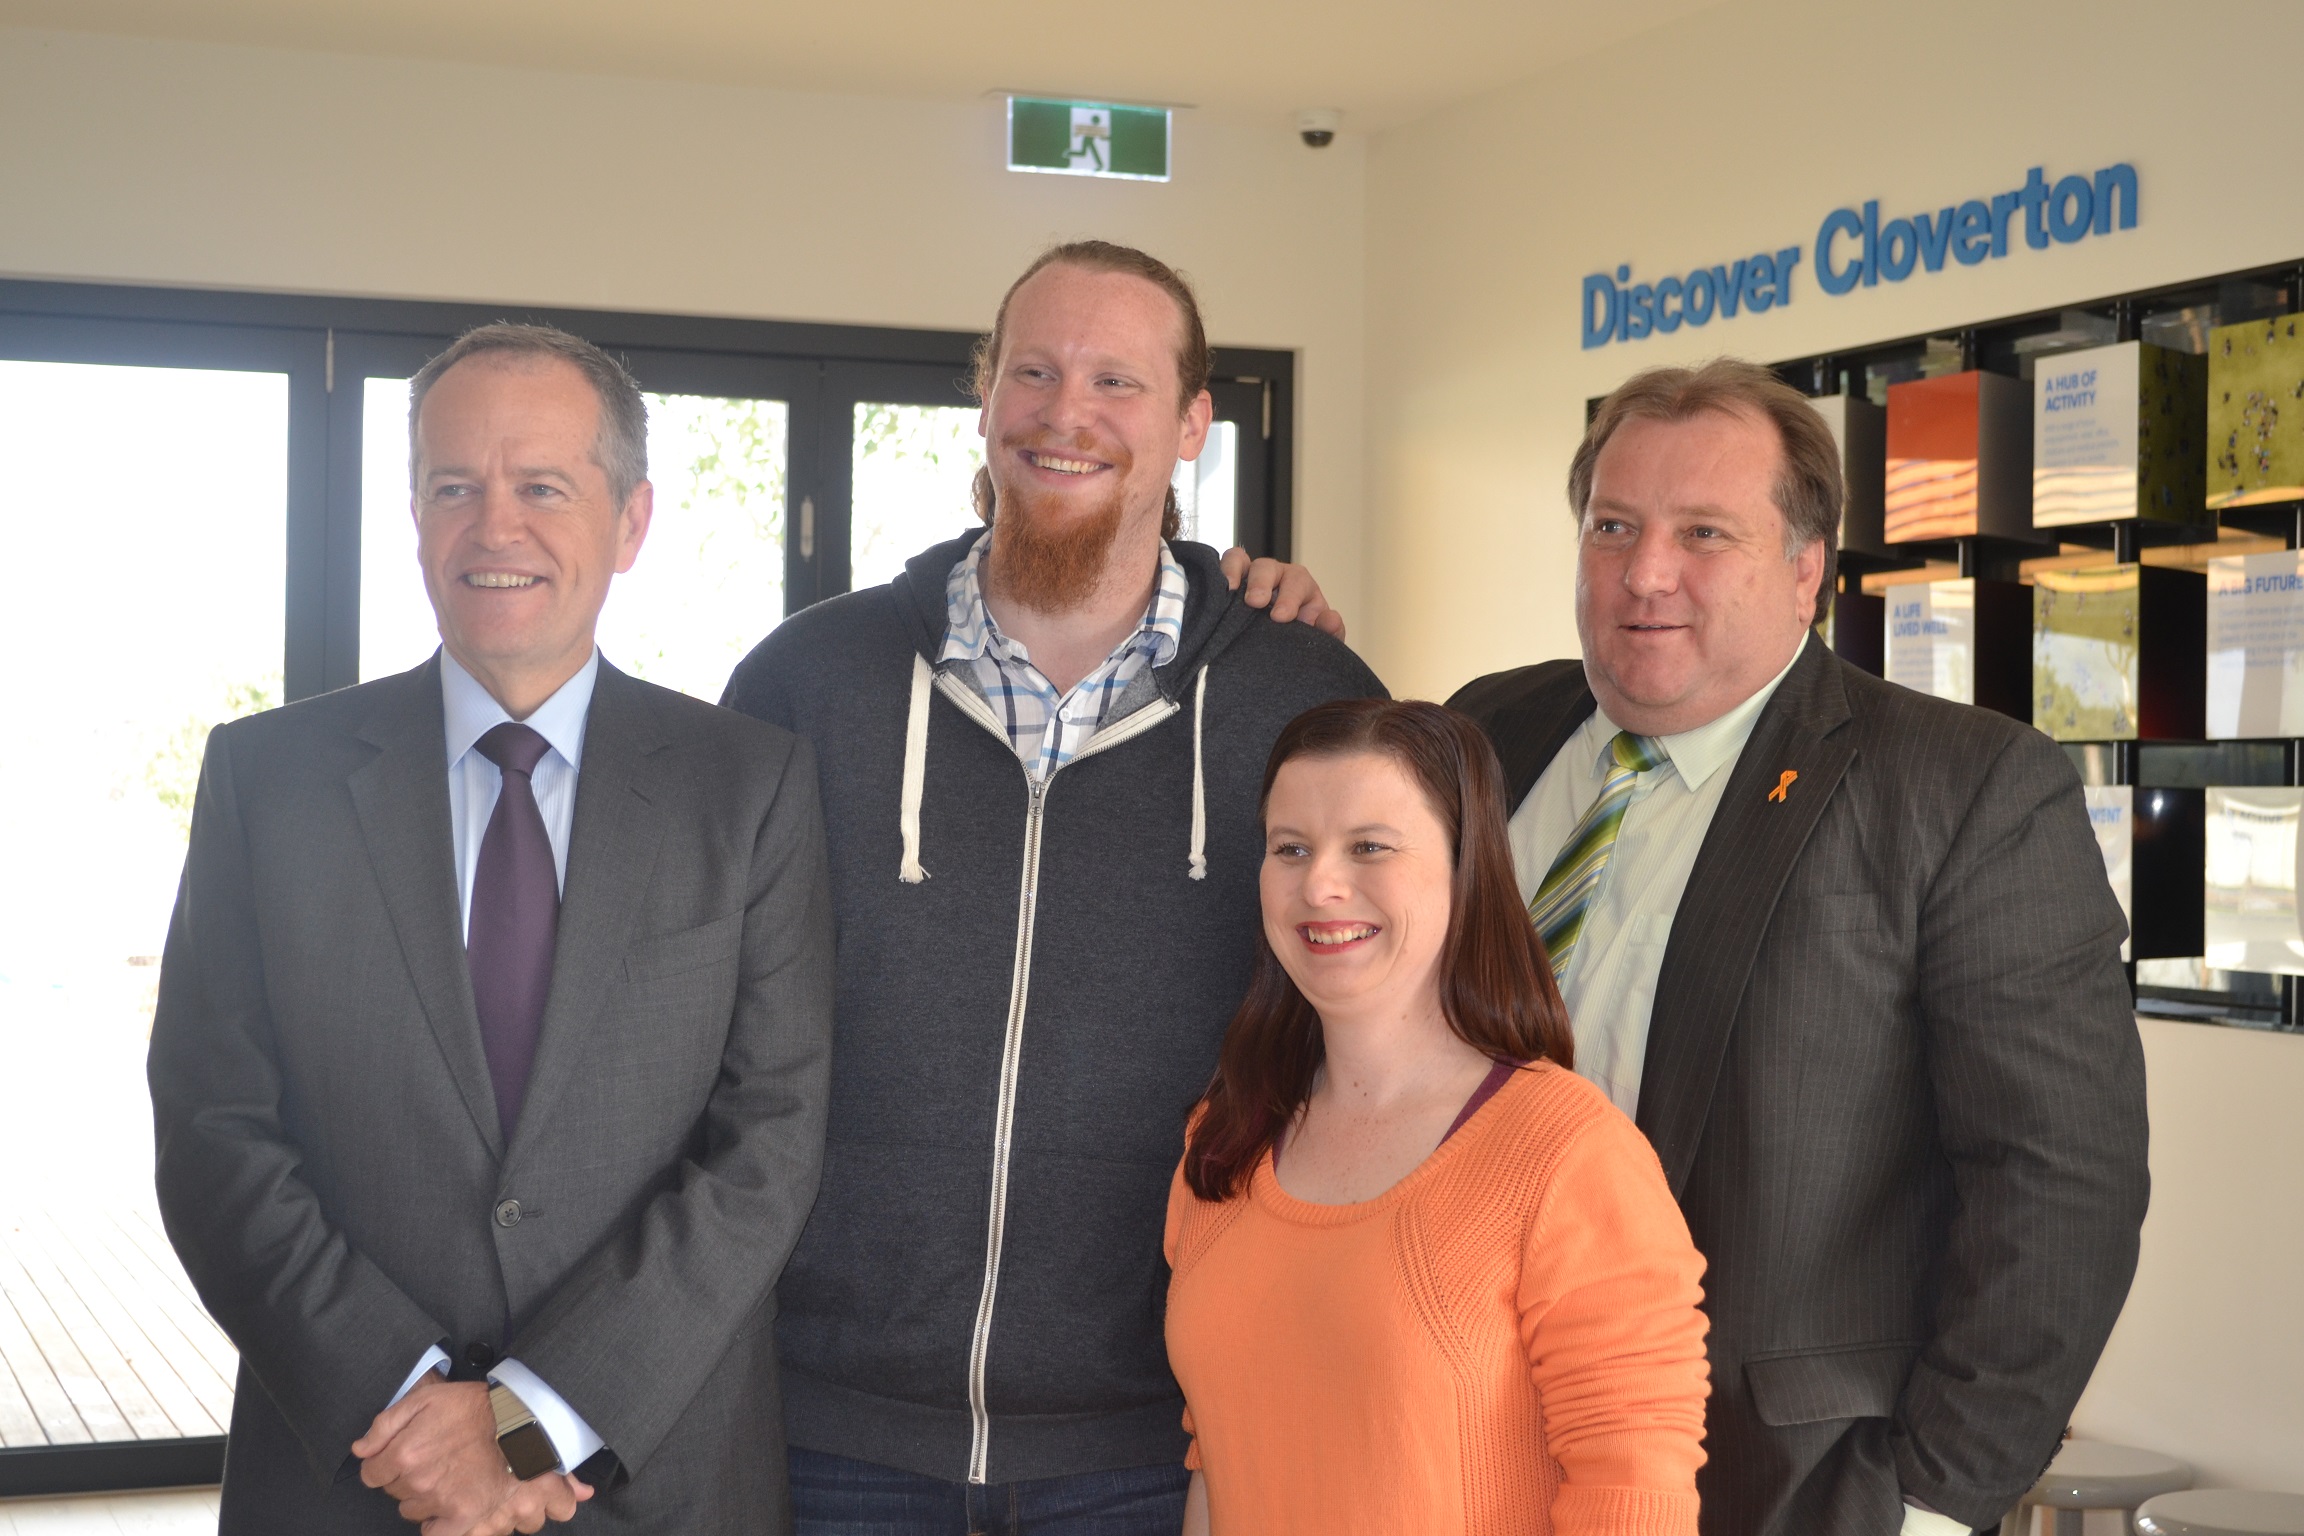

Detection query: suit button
xmin=494 ymin=1199 xmax=522 ymax=1228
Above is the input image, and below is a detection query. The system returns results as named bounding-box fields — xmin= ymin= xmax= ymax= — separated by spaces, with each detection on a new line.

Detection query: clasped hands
xmin=354 ymin=1374 xmax=592 ymax=1535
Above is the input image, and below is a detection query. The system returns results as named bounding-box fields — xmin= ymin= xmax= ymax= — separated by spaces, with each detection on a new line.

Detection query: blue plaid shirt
xmin=940 ymin=533 xmax=1189 ymax=781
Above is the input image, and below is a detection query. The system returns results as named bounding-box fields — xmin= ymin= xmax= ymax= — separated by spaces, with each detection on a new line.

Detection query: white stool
xmin=2135 ymin=1490 xmax=2304 ymax=1535
xmin=2000 ymin=1441 xmax=2192 ymax=1535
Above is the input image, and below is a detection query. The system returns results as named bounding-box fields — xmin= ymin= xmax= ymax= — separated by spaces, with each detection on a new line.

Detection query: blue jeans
xmin=788 ymin=1446 xmax=1190 ymax=1536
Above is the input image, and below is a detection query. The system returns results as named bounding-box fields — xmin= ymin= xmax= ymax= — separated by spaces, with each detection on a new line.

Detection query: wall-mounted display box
xmin=1883 ymin=576 xmax=2029 ymax=720
xmin=1807 ymin=392 xmax=1887 ymax=557
xmin=2032 ymin=563 xmax=2206 ymax=740
xmin=2202 ymin=786 xmax=2304 ymax=974
xmin=2207 ymin=313 xmax=2304 ymax=509
xmin=2033 ymin=340 xmax=2207 ymax=527
xmin=1885 ymin=371 xmax=2034 ymax=543
xmin=2206 ymin=549 xmax=2304 ymax=738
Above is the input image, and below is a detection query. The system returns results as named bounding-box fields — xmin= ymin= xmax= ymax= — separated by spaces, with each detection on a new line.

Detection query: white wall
xmin=0 ymin=25 xmax=1369 ymax=620
xmin=1363 ymin=0 xmax=2304 ymax=1494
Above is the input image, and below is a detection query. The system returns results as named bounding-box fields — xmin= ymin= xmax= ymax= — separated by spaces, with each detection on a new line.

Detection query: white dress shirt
xmin=1507 ymin=636 xmax=1807 ymax=1117
xmin=389 ymin=648 xmax=605 ymax=1475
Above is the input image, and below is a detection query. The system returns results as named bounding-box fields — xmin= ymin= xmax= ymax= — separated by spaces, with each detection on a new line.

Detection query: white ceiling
xmin=0 ymin=0 xmax=1726 ymax=132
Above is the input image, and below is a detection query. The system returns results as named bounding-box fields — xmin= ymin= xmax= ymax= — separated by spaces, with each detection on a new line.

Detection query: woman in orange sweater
xmin=1165 ymin=698 xmax=1709 ymax=1536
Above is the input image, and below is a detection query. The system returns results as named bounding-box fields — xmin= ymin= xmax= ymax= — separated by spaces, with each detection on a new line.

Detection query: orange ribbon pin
xmin=1768 ymin=770 xmax=1798 ymax=803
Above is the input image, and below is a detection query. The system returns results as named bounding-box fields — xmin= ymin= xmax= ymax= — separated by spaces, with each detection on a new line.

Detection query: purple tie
xmin=470 ymin=723 xmax=559 ymax=1138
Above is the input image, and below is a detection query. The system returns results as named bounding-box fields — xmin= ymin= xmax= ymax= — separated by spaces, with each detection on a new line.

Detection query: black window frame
xmin=0 ymin=274 xmax=1292 ymax=1497
xmin=0 ymin=276 xmax=1295 ymax=705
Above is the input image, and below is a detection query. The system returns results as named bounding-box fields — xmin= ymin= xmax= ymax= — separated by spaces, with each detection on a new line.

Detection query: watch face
xmin=488 ymin=1382 xmax=562 ymax=1481
xmin=500 ymin=1420 xmax=562 ymax=1482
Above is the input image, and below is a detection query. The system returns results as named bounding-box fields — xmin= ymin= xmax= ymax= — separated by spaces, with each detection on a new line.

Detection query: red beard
xmin=984 ymin=435 xmax=1134 ymax=614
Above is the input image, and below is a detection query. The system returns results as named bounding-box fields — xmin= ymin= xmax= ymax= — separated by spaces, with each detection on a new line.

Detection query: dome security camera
xmin=1296 ymin=108 xmax=1341 ymax=148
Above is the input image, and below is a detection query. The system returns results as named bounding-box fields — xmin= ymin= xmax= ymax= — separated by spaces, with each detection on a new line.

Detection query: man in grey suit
xmin=1449 ymin=359 xmax=2149 ymax=1536
xmin=150 ymin=324 xmax=834 ymax=1534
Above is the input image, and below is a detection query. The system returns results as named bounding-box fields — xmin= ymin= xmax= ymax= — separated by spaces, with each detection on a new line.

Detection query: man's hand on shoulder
xmin=1221 ymin=548 xmax=1346 ymax=640
xmin=353 ymin=1374 xmax=592 ymax=1533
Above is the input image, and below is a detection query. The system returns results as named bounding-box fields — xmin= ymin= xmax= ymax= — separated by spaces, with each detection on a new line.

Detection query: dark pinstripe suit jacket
xmin=1450 ymin=639 xmax=2149 ymax=1535
xmin=150 ymin=657 xmax=835 ymax=1534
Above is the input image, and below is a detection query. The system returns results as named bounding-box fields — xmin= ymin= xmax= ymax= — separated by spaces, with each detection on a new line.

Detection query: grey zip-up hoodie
xmin=723 ymin=530 xmax=1384 ymax=1486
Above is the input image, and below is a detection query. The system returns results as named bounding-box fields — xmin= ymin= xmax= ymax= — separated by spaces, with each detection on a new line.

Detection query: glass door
xmin=0 ymin=347 xmax=310 ymax=1458
xmin=812 ymin=361 xmax=981 ymax=602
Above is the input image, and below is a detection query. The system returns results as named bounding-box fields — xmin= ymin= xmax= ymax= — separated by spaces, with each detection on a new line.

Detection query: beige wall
xmin=8 ymin=0 xmax=2301 ymax=1500
xmin=2095 ymin=1020 xmax=2304 ymax=1494
xmin=1364 ymin=0 xmax=2304 ymax=699
xmin=1364 ymin=0 xmax=2304 ymax=1494
xmin=0 ymin=24 xmax=1368 ymax=620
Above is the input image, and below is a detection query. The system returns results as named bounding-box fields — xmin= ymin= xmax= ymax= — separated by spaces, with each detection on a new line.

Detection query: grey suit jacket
xmin=1451 ymin=640 xmax=2150 ymax=1535
xmin=149 ymin=655 xmax=834 ymax=1535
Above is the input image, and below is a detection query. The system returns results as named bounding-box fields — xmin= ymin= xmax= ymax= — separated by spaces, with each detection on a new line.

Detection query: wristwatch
xmin=487 ymin=1380 xmax=563 ymax=1481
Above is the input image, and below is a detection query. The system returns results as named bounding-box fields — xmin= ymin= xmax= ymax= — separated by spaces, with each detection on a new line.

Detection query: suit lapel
xmin=507 ymin=661 xmax=669 ymax=1159
xmin=348 ymin=657 xmax=505 ymax=1154
xmin=1636 ymin=642 xmax=1856 ymax=1195
xmin=1497 ymin=674 xmax=1601 ymax=809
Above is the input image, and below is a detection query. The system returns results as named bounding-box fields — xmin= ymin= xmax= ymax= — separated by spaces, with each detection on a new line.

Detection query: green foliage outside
xmin=147 ymin=675 xmax=281 ymax=836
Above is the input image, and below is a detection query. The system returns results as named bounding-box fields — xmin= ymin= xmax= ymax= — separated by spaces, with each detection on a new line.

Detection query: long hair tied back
xmin=1183 ymin=698 xmax=1574 ymax=1201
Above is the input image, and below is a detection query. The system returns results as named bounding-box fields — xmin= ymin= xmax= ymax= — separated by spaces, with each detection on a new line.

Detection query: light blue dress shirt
xmin=389 ymin=648 xmax=605 ymax=1475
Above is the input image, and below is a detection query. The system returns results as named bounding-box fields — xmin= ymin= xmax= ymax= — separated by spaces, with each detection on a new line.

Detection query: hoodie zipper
xmin=934 ymin=671 xmax=1180 ymax=1483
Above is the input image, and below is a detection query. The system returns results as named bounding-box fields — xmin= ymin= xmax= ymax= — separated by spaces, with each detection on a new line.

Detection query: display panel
xmin=2203 ymin=786 xmax=2304 ymax=975
xmin=2034 ymin=563 xmax=2205 ymax=741
xmin=1884 ymin=371 xmax=2034 ymax=543
xmin=2035 ymin=566 xmax=2139 ymax=738
xmin=1883 ymin=576 xmax=2030 ymax=719
xmin=1888 ymin=578 xmax=1978 ymax=702
xmin=2207 ymin=313 xmax=2304 ymax=508
xmin=2032 ymin=339 xmax=2206 ymax=526
xmin=2206 ymin=549 xmax=2304 ymax=739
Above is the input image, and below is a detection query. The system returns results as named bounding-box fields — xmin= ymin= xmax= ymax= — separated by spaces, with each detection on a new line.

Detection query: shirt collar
xmin=1591 ymin=632 xmax=1809 ymax=793
xmin=440 ymin=646 xmax=599 ymax=775
xmin=939 ymin=529 xmax=1187 ymax=671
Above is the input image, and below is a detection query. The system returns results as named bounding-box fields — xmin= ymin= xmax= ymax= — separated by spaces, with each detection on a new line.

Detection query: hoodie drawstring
xmin=1187 ymin=665 xmax=1209 ymax=881
xmin=901 ymin=651 xmax=1208 ymax=883
xmin=899 ymin=653 xmax=932 ymax=883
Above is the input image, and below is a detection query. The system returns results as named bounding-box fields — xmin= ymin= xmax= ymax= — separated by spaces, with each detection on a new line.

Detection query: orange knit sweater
xmin=1163 ymin=1062 xmax=1710 ymax=1536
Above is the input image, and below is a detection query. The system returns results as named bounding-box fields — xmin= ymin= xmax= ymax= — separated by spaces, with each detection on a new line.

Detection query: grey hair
xmin=408 ymin=323 xmax=649 ymax=507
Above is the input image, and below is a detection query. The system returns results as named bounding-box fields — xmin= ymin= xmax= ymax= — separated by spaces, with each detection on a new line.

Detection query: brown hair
xmin=1568 ymin=357 xmax=1845 ymax=601
xmin=409 ymin=323 xmax=650 ymax=508
xmin=968 ymin=240 xmax=1213 ymax=542
xmin=1183 ymin=699 xmax=1574 ymax=1201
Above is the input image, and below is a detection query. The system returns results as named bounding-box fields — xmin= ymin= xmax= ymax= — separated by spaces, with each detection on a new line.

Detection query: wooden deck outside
xmin=0 ymin=1203 xmax=234 ymax=1449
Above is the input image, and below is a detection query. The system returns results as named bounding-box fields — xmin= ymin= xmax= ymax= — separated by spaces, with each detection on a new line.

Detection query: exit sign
xmin=1007 ymin=98 xmax=1170 ymax=182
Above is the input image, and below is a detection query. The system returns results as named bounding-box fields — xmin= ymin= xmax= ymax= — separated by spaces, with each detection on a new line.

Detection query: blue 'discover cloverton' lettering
xmin=1581 ymin=161 xmax=2139 ymax=350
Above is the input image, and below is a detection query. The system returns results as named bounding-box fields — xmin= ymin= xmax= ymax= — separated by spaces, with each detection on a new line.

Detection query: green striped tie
xmin=1528 ymin=730 xmax=1667 ymax=982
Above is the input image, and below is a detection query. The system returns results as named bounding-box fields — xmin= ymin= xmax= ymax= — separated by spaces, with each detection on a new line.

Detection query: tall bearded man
xmin=723 ymin=240 xmax=1382 ymax=1536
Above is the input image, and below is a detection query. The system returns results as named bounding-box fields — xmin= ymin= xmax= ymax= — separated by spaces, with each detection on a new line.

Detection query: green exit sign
xmin=1007 ymin=98 xmax=1170 ymax=182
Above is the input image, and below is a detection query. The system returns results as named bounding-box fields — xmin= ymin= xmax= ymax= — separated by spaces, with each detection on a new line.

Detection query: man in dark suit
xmin=1449 ymin=358 xmax=2149 ymax=1536
xmin=150 ymin=324 xmax=833 ymax=1535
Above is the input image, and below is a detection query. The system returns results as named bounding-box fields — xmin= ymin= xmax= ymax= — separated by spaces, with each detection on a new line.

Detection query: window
xmin=0 ymin=276 xmax=1292 ymax=1493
